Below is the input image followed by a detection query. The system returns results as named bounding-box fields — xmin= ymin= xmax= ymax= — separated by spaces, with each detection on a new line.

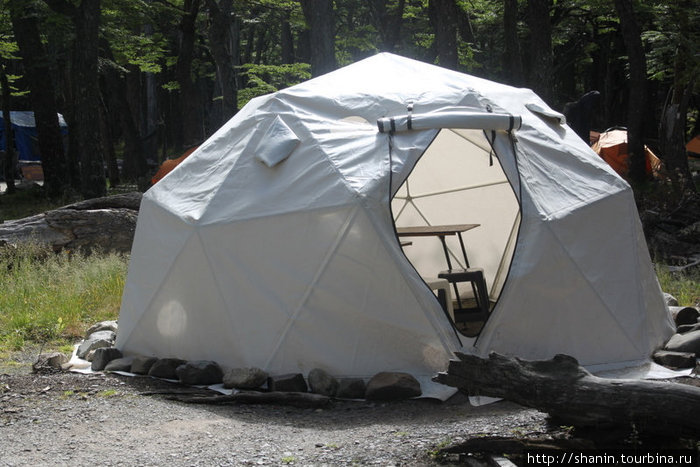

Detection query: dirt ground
xmin=1 ymin=348 xmax=698 ymax=466
xmin=0 ymin=368 xmax=555 ymax=466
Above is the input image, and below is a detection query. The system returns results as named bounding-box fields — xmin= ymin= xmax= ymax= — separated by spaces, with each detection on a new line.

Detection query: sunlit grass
xmin=656 ymin=264 xmax=700 ymax=307
xmin=0 ymin=243 xmax=128 ymax=352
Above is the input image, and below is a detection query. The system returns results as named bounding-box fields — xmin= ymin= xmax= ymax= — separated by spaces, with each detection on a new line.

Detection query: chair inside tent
xmin=391 ymin=128 xmax=520 ymax=336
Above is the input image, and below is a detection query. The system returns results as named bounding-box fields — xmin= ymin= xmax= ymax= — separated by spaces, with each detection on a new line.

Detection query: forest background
xmin=0 ymin=0 xmax=698 ymax=206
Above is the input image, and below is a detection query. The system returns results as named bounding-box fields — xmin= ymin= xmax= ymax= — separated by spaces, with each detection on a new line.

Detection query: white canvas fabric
xmin=116 ymin=53 xmax=674 ymax=383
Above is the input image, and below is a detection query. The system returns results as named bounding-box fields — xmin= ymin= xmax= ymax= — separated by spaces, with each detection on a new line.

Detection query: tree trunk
xmin=428 ymin=0 xmax=460 ymax=70
xmin=280 ymin=10 xmax=295 ymax=64
xmin=434 ymin=352 xmax=700 ymax=439
xmin=205 ymin=0 xmax=240 ymax=125
xmin=73 ymin=0 xmax=106 ymax=199
xmin=502 ymin=0 xmax=524 ymax=86
xmin=44 ymin=0 xmax=106 ymax=198
xmin=658 ymin=1 xmax=696 ymax=198
xmin=121 ymin=64 xmax=148 ymax=180
xmin=299 ymin=0 xmax=337 ymax=77
xmin=526 ymin=0 xmax=553 ymax=104
xmin=368 ymin=0 xmax=406 ymax=53
xmin=98 ymin=95 xmax=120 ymax=188
xmin=660 ymin=89 xmax=695 ymax=198
xmin=254 ymin=22 xmax=267 ymax=65
xmin=1 ymin=65 xmax=17 ymax=195
xmin=8 ymin=0 xmax=69 ymax=199
xmin=177 ymin=0 xmax=203 ymax=149
xmin=613 ymin=0 xmax=648 ymax=185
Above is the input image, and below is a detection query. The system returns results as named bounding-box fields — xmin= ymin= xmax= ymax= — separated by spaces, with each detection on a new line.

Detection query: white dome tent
xmin=116 ymin=54 xmax=674 ymax=390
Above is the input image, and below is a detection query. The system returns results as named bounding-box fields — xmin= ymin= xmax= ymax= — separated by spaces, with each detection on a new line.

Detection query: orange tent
xmin=686 ymin=135 xmax=700 ymax=155
xmin=591 ymin=129 xmax=661 ymax=177
xmin=151 ymin=146 xmax=199 ymax=185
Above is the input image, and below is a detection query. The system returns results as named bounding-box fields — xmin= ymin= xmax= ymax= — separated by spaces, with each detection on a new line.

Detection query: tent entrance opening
xmin=391 ymin=128 xmax=520 ymax=336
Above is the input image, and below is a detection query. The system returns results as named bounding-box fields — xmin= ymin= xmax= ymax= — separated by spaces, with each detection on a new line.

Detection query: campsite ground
xmin=0 ymin=367 xmax=551 ymax=466
xmin=2 ymin=349 xmax=699 ymax=466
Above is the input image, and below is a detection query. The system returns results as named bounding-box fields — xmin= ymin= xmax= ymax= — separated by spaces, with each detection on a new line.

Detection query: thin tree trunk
xmin=613 ymin=0 xmax=647 ymax=185
xmin=660 ymin=87 xmax=695 ymax=197
xmin=44 ymin=0 xmax=106 ymax=198
xmin=254 ymin=24 xmax=267 ymax=65
xmin=502 ymin=0 xmax=524 ymax=86
xmin=9 ymin=0 xmax=69 ymax=199
xmin=73 ymin=0 xmax=105 ymax=198
xmin=658 ymin=0 xmax=696 ymax=197
xmin=120 ymin=64 xmax=148 ymax=179
xmin=206 ymin=0 xmax=239 ymax=125
xmin=428 ymin=0 xmax=460 ymax=70
xmin=280 ymin=10 xmax=294 ymax=65
xmin=299 ymin=0 xmax=337 ymax=77
xmin=177 ymin=0 xmax=203 ymax=149
xmin=1 ymin=65 xmax=17 ymax=195
xmin=280 ymin=10 xmax=295 ymax=64
xmin=98 ymin=95 xmax=120 ymax=188
xmin=368 ymin=0 xmax=406 ymax=53
xmin=526 ymin=0 xmax=553 ymax=104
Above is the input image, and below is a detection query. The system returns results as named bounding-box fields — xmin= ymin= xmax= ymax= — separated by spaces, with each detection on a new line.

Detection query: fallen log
xmin=0 ymin=192 xmax=141 ymax=253
xmin=434 ymin=352 xmax=700 ymax=438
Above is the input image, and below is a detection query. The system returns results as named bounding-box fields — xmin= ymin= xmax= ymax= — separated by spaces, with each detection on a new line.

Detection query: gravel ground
xmin=0 ymin=370 xmax=550 ymax=466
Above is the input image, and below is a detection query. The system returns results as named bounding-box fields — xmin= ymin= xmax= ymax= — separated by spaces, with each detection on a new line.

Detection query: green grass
xmin=0 ymin=243 xmax=128 ymax=352
xmin=656 ymin=265 xmax=700 ymax=307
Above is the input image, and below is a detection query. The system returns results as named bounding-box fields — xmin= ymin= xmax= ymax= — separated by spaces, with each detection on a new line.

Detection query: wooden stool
xmin=423 ymin=277 xmax=455 ymax=321
xmin=438 ymin=268 xmax=489 ymax=321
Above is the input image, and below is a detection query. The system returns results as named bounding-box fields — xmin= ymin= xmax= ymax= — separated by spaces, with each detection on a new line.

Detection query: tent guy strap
xmin=377 ymin=110 xmax=521 ymax=133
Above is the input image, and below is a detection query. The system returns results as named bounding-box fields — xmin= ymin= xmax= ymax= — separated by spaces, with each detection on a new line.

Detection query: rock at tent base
xmin=365 ymin=372 xmax=422 ymax=401
xmin=308 ymin=368 xmax=339 ymax=397
xmin=130 ymin=356 xmax=158 ymax=375
xmin=336 ymin=378 xmax=366 ymax=399
xmin=176 ymin=360 xmax=224 ymax=385
xmin=223 ymin=367 xmax=268 ymax=389
xmin=77 ymin=330 xmax=116 ymax=359
xmin=268 ymin=373 xmax=308 ymax=392
xmin=85 ymin=320 xmax=118 ymax=337
xmin=652 ymin=350 xmax=697 ymax=369
xmin=104 ymin=356 xmax=134 ymax=372
xmin=664 ymin=330 xmax=700 ymax=357
xmin=148 ymin=358 xmax=186 ymax=380
xmin=91 ymin=347 xmax=123 ymax=371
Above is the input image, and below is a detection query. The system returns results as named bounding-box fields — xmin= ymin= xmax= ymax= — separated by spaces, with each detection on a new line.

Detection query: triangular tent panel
xmin=117 ymin=53 xmax=674 ymax=383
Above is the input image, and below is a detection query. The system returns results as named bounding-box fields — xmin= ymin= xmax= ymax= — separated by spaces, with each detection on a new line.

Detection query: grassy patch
xmin=656 ymin=265 xmax=700 ymax=307
xmin=0 ymin=243 xmax=128 ymax=353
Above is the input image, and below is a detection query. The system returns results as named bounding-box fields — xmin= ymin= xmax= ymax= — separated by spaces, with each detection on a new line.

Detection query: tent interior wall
xmin=391 ymin=127 xmax=520 ymax=313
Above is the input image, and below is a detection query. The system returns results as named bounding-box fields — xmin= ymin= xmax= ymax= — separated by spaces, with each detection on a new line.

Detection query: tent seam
xmin=117 ymin=228 xmax=197 ymax=351
xmin=543 ymin=220 xmax=647 ymax=356
xmin=262 ymin=206 xmax=360 ymax=370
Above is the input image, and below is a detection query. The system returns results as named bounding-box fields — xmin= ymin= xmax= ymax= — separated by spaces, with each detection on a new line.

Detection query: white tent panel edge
xmin=115 ymin=200 xmax=197 ymax=349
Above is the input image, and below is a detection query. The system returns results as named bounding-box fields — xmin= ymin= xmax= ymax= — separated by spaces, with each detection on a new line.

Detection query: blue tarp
xmin=0 ymin=111 xmax=68 ymax=163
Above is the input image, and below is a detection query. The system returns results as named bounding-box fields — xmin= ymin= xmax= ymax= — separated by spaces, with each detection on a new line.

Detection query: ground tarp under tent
xmin=116 ymin=53 xmax=675 ymax=384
